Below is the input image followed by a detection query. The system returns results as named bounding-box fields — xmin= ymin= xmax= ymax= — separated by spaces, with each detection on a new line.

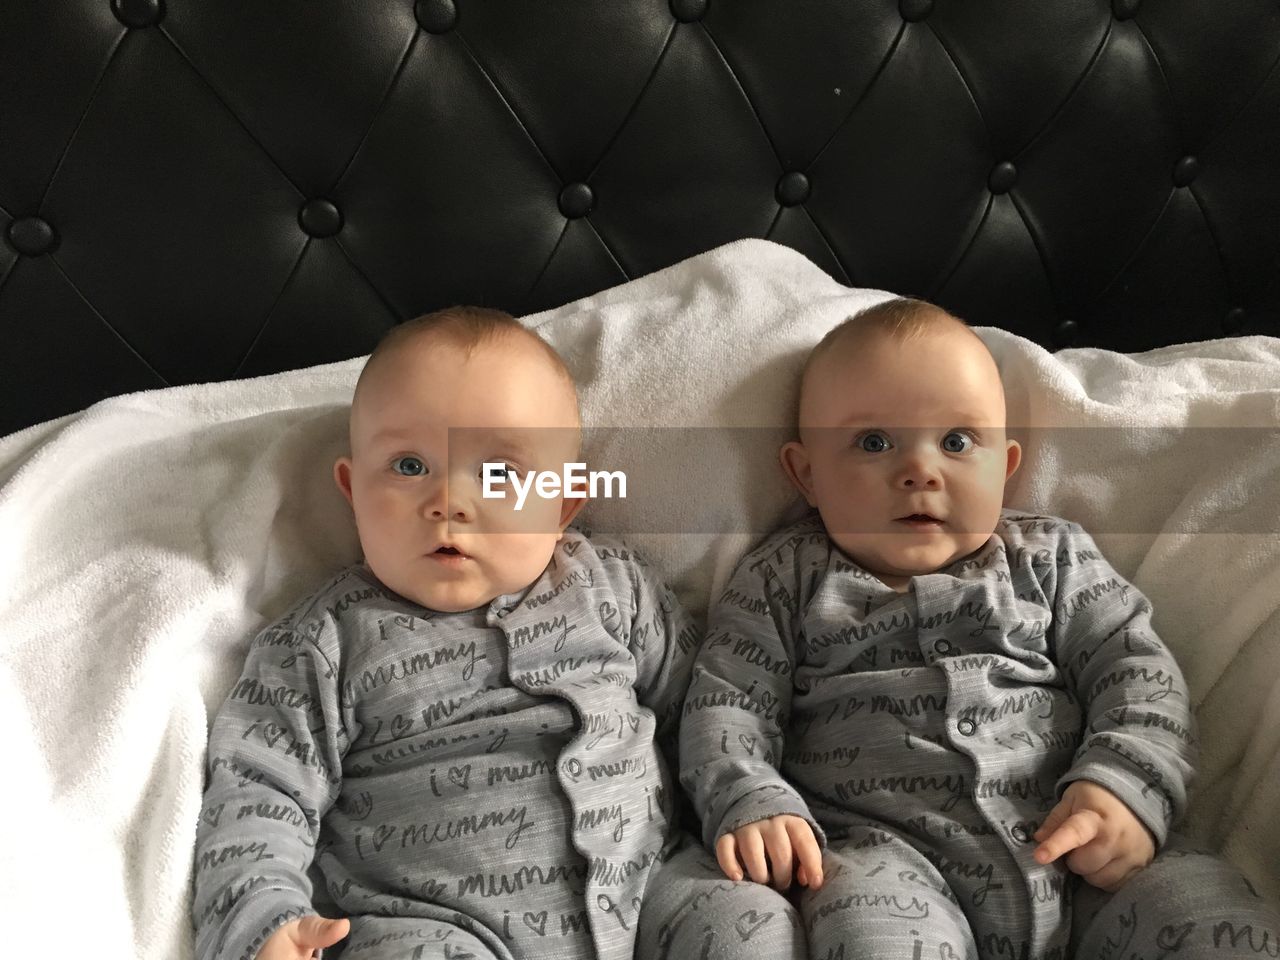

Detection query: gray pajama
xmin=663 ymin=511 xmax=1279 ymax=960
xmin=192 ymin=530 xmax=698 ymax=960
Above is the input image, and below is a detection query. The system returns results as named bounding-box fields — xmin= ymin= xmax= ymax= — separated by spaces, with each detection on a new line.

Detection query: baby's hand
xmin=715 ymin=815 xmax=824 ymax=891
xmin=1032 ymin=780 xmax=1155 ymax=891
xmin=256 ymin=916 xmax=350 ymax=960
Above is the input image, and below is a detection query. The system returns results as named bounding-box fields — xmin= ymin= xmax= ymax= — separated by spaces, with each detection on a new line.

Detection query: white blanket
xmin=0 ymin=239 xmax=1276 ymax=956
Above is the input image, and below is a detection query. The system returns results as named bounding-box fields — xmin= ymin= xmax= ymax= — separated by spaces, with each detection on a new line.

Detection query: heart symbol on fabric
xmin=738 ymin=734 xmax=757 ymax=756
xmin=302 ymin=620 xmax=323 ymax=640
xmin=448 ymin=764 xmax=471 ymax=789
xmin=1157 ymin=922 xmax=1196 ymax=951
xmin=444 ymin=946 xmax=476 ymax=960
xmin=372 ymin=824 xmax=396 ymax=851
xmin=599 ymin=601 xmax=622 ymax=639
xmin=523 ymin=911 xmax=549 ymax=936
xmin=262 ymin=723 xmax=286 ymax=749
xmin=563 ymin=540 xmax=581 ymax=556
xmin=393 ymin=614 xmax=416 ymax=631
xmin=390 ymin=715 xmax=413 ymax=739
xmin=734 ymin=909 xmax=774 ymax=941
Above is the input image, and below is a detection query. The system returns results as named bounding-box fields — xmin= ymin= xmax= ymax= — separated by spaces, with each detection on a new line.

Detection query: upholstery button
xmin=415 ymin=0 xmax=457 ymax=34
xmin=6 ymin=217 xmax=58 ymax=256
xmin=111 ymin=0 xmax=163 ymax=28
xmin=669 ymin=0 xmax=709 ymax=23
xmin=1112 ymin=0 xmax=1140 ymax=19
xmin=1172 ymin=155 xmax=1200 ymax=187
xmin=558 ymin=182 xmax=595 ymax=219
xmin=957 ymin=718 xmax=977 ymax=737
xmin=1053 ymin=319 xmax=1080 ymax=347
xmin=899 ymin=0 xmax=934 ymax=22
xmin=775 ymin=172 xmax=811 ymax=207
xmin=988 ymin=161 xmax=1018 ymax=195
xmin=933 ymin=638 xmax=952 ymax=655
xmin=298 ymin=199 xmax=343 ymax=238
xmin=1223 ymin=307 xmax=1246 ymax=334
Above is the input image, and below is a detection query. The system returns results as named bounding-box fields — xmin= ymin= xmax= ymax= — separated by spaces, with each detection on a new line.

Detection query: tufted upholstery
xmin=2 ymin=0 xmax=1278 ymax=436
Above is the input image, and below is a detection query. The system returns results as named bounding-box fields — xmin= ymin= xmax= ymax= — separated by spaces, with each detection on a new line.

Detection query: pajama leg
xmin=799 ymin=836 xmax=980 ymax=960
xmin=636 ymin=842 xmax=806 ymax=960
xmin=1071 ymin=834 xmax=1280 ymax=960
xmin=335 ymin=916 xmax=506 ymax=960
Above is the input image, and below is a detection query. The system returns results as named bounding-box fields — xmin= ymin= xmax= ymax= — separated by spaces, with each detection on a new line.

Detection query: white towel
xmin=0 ymin=239 xmax=1275 ymax=957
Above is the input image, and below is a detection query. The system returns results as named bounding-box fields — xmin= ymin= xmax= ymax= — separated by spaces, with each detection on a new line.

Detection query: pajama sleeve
xmin=1048 ymin=522 xmax=1197 ymax=847
xmin=623 ymin=552 xmax=701 ymax=775
xmin=192 ymin=607 xmax=350 ymax=960
xmin=679 ymin=547 xmax=825 ymax=851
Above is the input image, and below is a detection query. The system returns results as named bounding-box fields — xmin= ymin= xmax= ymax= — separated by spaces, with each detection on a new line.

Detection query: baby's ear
xmin=1004 ymin=438 xmax=1022 ymax=481
xmin=779 ymin=440 xmax=818 ymax=506
xmin=334 ymin=456 xmax=355 ymax=506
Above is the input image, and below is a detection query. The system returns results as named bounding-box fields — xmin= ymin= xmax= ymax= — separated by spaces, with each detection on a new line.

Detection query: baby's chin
xmin=833 ymin=534 xmax=994 ymax=581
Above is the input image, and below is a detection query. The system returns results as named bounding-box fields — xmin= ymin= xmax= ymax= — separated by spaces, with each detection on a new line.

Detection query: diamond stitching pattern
xmin=2 ymin=1 xmax=1277 ymax=436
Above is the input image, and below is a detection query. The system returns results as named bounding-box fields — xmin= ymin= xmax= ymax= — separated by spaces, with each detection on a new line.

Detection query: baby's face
xmin=336 ymin=334 xmax=583 ymax=613
xmin=782 ymin=325 xmax=1020 ymax=590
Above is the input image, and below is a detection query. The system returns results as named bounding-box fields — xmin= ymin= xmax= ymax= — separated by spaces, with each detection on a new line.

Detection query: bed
xmin=1 ymin=2 xmax=1278 ymax=957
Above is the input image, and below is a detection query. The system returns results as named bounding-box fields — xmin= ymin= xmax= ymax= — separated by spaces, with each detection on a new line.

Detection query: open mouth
xmin=429 ymin=544 xmax=469 ymax=560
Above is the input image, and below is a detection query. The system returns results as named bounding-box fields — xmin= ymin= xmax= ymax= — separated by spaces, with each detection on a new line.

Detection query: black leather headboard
xmin=3 ymin=0 xmax=1278 ymax=436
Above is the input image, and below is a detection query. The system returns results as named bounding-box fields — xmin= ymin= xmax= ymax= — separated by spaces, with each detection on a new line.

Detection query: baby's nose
xmin=901 ymin=474 xmax=940 ymax=488
xmin=896 ymin=455 xmax=942 ymax=489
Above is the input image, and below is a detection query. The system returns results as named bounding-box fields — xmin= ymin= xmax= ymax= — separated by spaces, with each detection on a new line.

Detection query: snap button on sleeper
xmin=1112 ymin=0 xmax=1141 ymax=19
xmin=415 ymin=0 xmax=457 ymax=34
xmin=933 ymin=638 xmax=952 ymax=655
xmin=298 ymin=199 xmax=343 ymax=238
xmin=988 ymin=161 xmax=1018 ymax=195
xmin=775 ymin=172 xmax=811 ymax=207
xmin=669 ymin=0 xmax=708 ymax=23
xmin=111 ymin=0 xmax=163 ymax=28
xmin=6 ymin=217 xmax=58 ymax=256
xmin=1011 ymin=825 xmax=1032 ymax=843
xmin=558 ymin=182 xmax=595 ymax=219
xmin=957 ymin=718 xmax=977 ymax=736
xmin=899 ymin=0 xmax=933 ymax=22
xmin=1172 ymin=155 xmax=1200 ymax=187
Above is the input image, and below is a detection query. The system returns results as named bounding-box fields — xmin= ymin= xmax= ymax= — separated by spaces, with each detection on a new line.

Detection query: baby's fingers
xmin=715 ymin=834 xmax=744 ymax=882
xmin=738 ymin=828 xmax=771 ymax=885
xmin=1084 ymin=859 xmax=1142 ymax=893
xmin=1034 ymin=810 xmax=1101 ymax=864
xmin=787 ymin=819 xmax=824 ymax=889
xmin=764 ymin=827 xmax=794 ymax=891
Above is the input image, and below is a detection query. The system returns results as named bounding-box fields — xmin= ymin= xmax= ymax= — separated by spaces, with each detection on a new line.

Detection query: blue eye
xmin=858 ymin=432 xmax=891 ymax=453
xmin=942 ymin=432 xmax=973 ymax=454
xmin=392 ymin=456 xmax=426 ymax=477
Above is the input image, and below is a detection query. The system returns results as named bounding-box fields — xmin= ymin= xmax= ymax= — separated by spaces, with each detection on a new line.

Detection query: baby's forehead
xmin=801 ymin=328 xmax=1007 ymax=424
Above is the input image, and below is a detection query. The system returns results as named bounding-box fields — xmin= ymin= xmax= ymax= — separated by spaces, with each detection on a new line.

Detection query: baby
xmin=647 ymin=299 xmax=1279 ymax=960
xmin=192 ymin=307 xmax=698 ymax=960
